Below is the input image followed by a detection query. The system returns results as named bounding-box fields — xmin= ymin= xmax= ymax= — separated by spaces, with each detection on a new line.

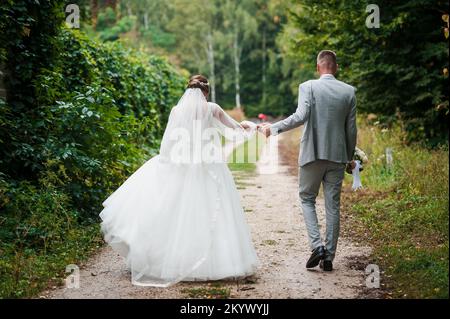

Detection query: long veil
xmin=160 ymin=88 xmax=213 ymax=164
xmin=160 ymin=88 xmax=255 ymax=164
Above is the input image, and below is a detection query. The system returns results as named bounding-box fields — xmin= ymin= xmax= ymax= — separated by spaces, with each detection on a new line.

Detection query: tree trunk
xmin=90 ymin=0 xmax=99 ymax=26
xmin=233 ymin=33 xmax=241 ymax=109
xmin=189 ymin=48 xmax=202 ymax=73
xmin=126 ymin=2 xmax=133 ymax=16
xmin=143 ymin=11 xmax=149 ymax=30
xmin=0 ymin=63 xmax=6 ymax=99
xmin=205 ymin=32 xmax=216 ymax=102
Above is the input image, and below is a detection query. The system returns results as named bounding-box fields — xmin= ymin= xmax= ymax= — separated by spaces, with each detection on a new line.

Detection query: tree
xmin=279 ymin=0 xmax=449 ymax=145
xmin=0 ymin=0 xmax=65 ymax=113
xmin=82 ymin=0 xmax=295 ymax=113
xmin=166 ymin=0 xmax=223 ymax=102
xmin=90 ymin=0 xmax=118 ymax=26
xmin=222 ymin=0 xmax=258 ymax=108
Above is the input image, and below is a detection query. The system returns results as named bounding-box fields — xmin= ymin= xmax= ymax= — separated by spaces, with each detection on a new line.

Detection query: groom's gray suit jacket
xmin=271 ymin=74 xmax=357 ymax=166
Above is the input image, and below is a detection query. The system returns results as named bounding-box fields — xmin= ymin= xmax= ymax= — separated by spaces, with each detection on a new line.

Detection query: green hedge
xmin=1 ymin=28 xmax=185 ymax=218
xmin=0 ymin=1 xmax=185 ymax=298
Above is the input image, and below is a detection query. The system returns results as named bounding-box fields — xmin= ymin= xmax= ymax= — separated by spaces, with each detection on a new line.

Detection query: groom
xmin=259 ymin=50 xmax=357 ymax=271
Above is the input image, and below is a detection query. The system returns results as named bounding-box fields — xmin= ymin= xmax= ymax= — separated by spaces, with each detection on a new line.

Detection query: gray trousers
xmin=299 ymin=160 xmax=345 ymax=261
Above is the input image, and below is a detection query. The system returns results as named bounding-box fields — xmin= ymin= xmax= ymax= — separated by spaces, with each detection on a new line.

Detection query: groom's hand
xmin=346 ymin=160 xmax=356 ymax=174
xmin=257 ymin=123 xmax=272 ymax=138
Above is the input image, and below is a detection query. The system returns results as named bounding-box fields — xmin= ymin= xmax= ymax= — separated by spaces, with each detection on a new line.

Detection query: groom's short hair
xmin=317 ymin=50 xmax=337 ymax=70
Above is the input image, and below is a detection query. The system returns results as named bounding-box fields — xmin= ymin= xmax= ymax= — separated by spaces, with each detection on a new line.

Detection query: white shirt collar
xmin=319 ymin=74 xmax=336 ymax=80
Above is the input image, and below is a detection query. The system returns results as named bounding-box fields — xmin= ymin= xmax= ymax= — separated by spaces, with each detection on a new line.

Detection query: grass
xmin=227 ymin=134 xmax=264 ymax=173
xmin=0 ymin=180 xmax=105 ymax=298
xmin=261 ymin=239 xmax=278 ymax=246
xmin=181 ymin=283 xmax=231 ymax=299
xmin=340 ymin=117 xmax=449 ymax=299
xmin=0 ymin=223 xmax=102 ymax=298
xmin=278 ymin=118 xmax=448 ymax=299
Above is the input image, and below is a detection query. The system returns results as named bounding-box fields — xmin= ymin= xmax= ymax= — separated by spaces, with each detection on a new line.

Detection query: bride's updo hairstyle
xmin=187 ymin=74 xmax=209 ymax=96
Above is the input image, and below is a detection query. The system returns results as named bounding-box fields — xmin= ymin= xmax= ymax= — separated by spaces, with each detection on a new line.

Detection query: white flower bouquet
xmin=354 ymin=147 xmax=368 ymax=170
xmin=347 ymin=147 xmax=368 ymax=191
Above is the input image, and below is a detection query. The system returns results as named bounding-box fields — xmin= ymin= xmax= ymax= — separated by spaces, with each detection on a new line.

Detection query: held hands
xmin=240 ymin=121 xmax=257 ymax=131
xmin=257 ymin=122 xmax=272 ymax=138
xmin=239 ymin=121 xmax=272 ymax=137
xmin=240 ymin=121 xmax=251 ymax=130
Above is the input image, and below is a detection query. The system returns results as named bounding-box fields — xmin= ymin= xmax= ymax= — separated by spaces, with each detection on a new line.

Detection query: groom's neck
xmin=319 ymin=71 xmax=335 ymax=76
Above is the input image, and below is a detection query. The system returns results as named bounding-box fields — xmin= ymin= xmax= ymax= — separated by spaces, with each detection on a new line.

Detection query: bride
xmin=99 ymin=75 xmax=259 ymax=287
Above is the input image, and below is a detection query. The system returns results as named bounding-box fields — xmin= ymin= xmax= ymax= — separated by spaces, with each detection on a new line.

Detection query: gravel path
xmin=42 ymin=133 xmax=371 ymax=299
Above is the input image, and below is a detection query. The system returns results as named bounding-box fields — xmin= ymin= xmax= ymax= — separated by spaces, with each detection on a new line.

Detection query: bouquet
xmin=346 ymin=147 xmax=368 ymax=191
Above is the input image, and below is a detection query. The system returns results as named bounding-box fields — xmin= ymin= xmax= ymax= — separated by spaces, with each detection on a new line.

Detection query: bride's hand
xmin=240 ymin=121 xmax=256 ymax=131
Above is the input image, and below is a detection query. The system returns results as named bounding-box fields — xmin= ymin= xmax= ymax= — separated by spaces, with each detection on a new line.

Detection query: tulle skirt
xmin=99 ymin=155 xmax=259 ymax=287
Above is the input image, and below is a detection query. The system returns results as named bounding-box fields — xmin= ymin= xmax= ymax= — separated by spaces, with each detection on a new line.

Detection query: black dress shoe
xmin=319 ymin=260 xmax=333 ymax=271
xmin=306 ymin=246 xmax=325 ymax=268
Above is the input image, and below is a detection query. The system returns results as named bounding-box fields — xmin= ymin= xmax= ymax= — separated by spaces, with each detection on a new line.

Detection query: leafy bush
xmin=0 ymin=0 xmax=65 ymax=112
xmin=1 ymin=27 xmax=185 ymax=215
xmin=95 ymin=7 xmax=138 ymax=42
xmin=0 ymin=175 xmax=103 ymax=298
xmin=96 ymin=7 xmax=117 ymax=32
xmin=1 ymin=179 xmax=75 ymax=250
xmin=0 ymin=2 xmax=185 ymax=298
xmin=38 ymin=87 xmax=149 ymax=218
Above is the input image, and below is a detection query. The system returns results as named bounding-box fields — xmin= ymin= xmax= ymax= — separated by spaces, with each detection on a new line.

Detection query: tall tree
xmin=279 ymin=0 xmax=449 ymax=145
xmin=85 ymin=0 xmax=294 ymax=112
xmin=167 ymin=0 xmax=222 ymax=102
xmin=222 ymin=0 xmax=258 ymax=108
xmin=91 ymin=0 xmax=99 ymax=25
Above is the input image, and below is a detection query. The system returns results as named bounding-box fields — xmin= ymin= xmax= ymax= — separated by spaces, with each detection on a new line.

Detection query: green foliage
xmin=1 ymin=28 xmax=185 ymax=213
xmin=0 ymin=1 xmax=185 ymax=298
xmin=228 ymin=135 xmax=263 ymax=173
xmin=89 ymin=0 xmax=296 ymax=113
xmin=0 ymin=0 xmax=66 ymax=111
xmin=240 ymin=0 xmax=296 ymax=117
xmin=140 ymin=26 xmax=177 ymax=49
xmin=96 ymin=8 xmax=137 ymax=42
xmin=181 ymin=284 xmax=231 ymax=299
xmin=1 ymin=179 xmax=75 ymax=250
xmin=38 ymin=87 xmax=148 ymax=217
xmin=280 ymin=0 xmax=449 ymax=146
xmin=0 ymin=174 xmax=104 ymax=298
xmin=96 ymin=7 xmax=117 ymax=31
xmin=342 ymin=119 xmax=449 ymax=298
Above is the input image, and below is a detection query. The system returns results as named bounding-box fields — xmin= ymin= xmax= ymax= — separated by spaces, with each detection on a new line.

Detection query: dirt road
xmin=42 ymin=132 xmax=371 ymax=299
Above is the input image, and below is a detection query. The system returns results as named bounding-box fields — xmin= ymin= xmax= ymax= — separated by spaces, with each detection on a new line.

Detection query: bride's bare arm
xmin=211 ymin=103 xmax=241 ymax=128
xmin=210 ymin=103 xmax=255 ymax=140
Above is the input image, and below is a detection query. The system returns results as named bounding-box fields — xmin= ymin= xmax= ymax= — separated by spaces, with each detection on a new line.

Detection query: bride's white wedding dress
xmin=99 ymin=88 xmax=259 ymax=287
